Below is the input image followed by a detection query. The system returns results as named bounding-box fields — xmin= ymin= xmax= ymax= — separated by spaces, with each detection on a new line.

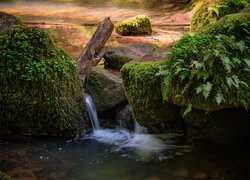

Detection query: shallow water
xmin=0 ymin=0 xmax=190 ymax=59
xmin=1 ymin=135 xmax=250 ymax=179
xmin=0 ymin=0 xmax=190 ymax=25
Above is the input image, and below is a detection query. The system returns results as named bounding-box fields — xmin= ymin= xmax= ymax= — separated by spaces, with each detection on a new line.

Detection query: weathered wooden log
xmin=77 ymin=17 xmax=114 ymax=74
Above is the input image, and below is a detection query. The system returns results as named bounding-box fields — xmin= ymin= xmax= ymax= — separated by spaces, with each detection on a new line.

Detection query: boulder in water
xmin=85 ymin=67 xmax=127 ymax=112
xmin=0 ymin=13 xmax=90 ymax=136
xmin=121 ymin=61 xmax=180 ymax=132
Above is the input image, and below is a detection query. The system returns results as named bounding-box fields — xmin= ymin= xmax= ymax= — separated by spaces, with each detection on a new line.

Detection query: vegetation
xmin=121 ymin=61 xmax=179 ymax=128
xmin=159 ymin=6 xmax=250 ymax=111
xmin=0 ymin=25 xmax=89 ymax=136
xmin=0 ymin=171 xmax=11 ymax=180
xmin=191 ymin=0 xmax=248 ymax=32
xmin=115 ymin=15 xmax=152 ymax=36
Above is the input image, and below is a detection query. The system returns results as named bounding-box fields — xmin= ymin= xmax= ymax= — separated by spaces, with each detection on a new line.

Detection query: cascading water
xmin=84 ymin=93 xmax=189 ymax=161
xmin=85 ymin=93 xmax=100 ymax=130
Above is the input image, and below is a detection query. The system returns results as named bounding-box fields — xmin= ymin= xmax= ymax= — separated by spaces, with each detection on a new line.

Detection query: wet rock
xmin=0 ymin=22 xmax=89 ymax=136
xmin=86 ymin=67 xmax=127 ymax=112
xmin=0 ymin=12 xmax=21 ymax=34
xmin=121 ymin=61 xmax=180 ymax=132
xmin=115 ymin=15 xmax=152 ymax=36
xmin=104 ymin=49 xmax=133 ymax=70
xmin=104 ymin=43 xmax=165 ymax=70
xmin=116 ymin=104 xmax=134 ymax=130
xmin=182 ymin=108 xmax=250 ymax=148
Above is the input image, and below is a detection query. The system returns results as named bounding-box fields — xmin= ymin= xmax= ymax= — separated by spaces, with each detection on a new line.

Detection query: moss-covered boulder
xmin=85 ymin=67 xmax=127 ymax=112
xmin=190 ymin=0 xmax=248 ymax=32
xmin=121 ymin=62 xmax=179 ymax=132
xmin=153 ymin=5 xmax=250 ymax=147
xmin=160 ymin=8 xmax=250 ymax=111
xmin=0 ymin=23 xmax=89 ymax=136
xmin=182 ymin=108 xmax=250 ymax=148
xmin=115 ymin=15 xmax=152 ymax=36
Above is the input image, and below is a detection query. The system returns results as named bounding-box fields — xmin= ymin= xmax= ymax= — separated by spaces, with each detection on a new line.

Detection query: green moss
xmin=0 ymin=171 xmax=11 ymax=180
xmin=115 ymin=15 xmax=152 ymax=36
xmin=191 ymin=0 xmax=248 ymax=32
xmin=202 ymin=10 xmax=250 ymax=39
xmin=0 ymin=25 xmax=89 ymax=136
xmin=121 ymin=61 xmax=179 ymax=129
xmin=160 ymin=9 xmax=250 ymax=111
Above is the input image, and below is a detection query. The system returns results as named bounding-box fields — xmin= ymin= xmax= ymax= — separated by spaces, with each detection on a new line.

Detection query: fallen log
xmin=77 ymin=17 xmax=114 ymax=74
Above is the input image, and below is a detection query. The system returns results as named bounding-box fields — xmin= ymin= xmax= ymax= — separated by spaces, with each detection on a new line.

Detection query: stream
xmin=1 ymin=1 xmax=250 ymax=179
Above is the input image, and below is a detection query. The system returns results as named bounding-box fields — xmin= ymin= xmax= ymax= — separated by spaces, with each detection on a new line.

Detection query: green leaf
xmin=197 ymin=71 xmax=209 ymax=81
xmin=183 ymin=103 xmax=192 ymax=117
xmin=221 ymin=56 xmax=231 ymax=72
xmin=244 ymin=59 xmax=250 ymax=68
xmin=202 ymin=82 xmax=213 ymax=99
xmin=196 ymin=82 xmax=213 ymax=99
xmin=237 ymin=41 xmax=245 ymax=52
xmin=232 ymin=75 xmax=239 ymax=89
xmin=215 ymin=92 xmax=224 ymax=105
xmin=239 ymin=80 xmax=249 ymax=88
xmin=226 ymin=76 xmax=233 ymax=88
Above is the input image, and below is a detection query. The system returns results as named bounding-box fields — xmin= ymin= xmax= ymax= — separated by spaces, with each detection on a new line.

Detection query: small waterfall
xmin=134 ymin=120 xmax=148 ymax=134
xmin=85 ymin=93 xmax=100 ymax=130
xmin=84 ymin=93 xmax=168 ymax=159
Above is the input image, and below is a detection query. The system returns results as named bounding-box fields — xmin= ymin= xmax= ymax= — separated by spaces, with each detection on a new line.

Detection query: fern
xmin=183 ymin=103 xmax=192 ymax=117
xmin=196 ymin=82 xmax=213 ymax=99
xmin=215 ymin=92 xmax=225 ymax=105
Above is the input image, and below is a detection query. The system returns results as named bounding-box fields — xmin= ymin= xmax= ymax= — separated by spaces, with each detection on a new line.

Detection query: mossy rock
xmin=115 ymin=15 xmax=152 ymax=36
xmin=190 ymin=0 xmax=248 ymax=32
xmin=160 ymin=8 xmax=250 ymax=111
xmin=201 ymin=8 xmax=250 ymax=39
xmin=0 ymin=171 xmax=11 ymax=180
xmin=121 ymin=61 xmax=179 ymax=131
xmin=85 ymin=67 xmax=127 ymax=112
xmin=104 ymin=50 xmax=133 ymax=70
xmin=0 ymin=11 xmax=23 ymax=34
xmin=0 ymin=24 xmax=89 ymax=136
xmin=182 ymin=108 xmax=250 ymax=148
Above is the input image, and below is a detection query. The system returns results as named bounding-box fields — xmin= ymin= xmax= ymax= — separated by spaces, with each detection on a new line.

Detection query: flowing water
xmin=1 ymin=95 xmax=250 ymax=179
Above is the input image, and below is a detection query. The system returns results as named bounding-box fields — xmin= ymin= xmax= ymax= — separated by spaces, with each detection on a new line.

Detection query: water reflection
xmin=0 ymin=0 xmax=191 ymax=25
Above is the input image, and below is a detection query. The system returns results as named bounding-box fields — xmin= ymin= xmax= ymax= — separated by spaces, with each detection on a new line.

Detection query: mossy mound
xmin=0 ymin=25 xmax=89 ymax=136
xmin=115 ymin=15 xmax=152 ymax=36
xmin=121 ymin=61 xmax=179 ymax=130
xmin=160 ymin=9 xmax=250 ymax=111
xmin=191 ymin=0 xmax=248 ymax=32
